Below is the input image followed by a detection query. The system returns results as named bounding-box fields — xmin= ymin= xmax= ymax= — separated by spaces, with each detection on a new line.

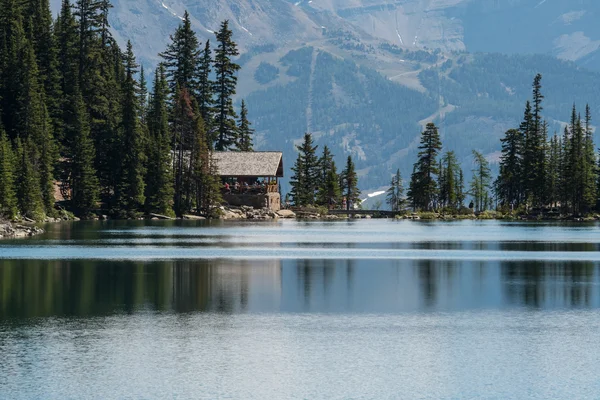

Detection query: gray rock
xmin=276 ymin=210 xmax=296 ymax=218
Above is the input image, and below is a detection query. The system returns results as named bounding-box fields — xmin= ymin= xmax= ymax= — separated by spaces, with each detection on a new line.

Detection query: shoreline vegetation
xmin=2 ymin=204 xmax=598 ymax=241
xmin=217 ymin=207 xmax=600 ymax=222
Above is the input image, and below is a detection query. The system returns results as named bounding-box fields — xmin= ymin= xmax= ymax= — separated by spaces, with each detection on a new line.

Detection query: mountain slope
xmin=244 ymin=46 xmax=600 ymax=191
xmin=49 ymin=0 xmax=600 ymax=193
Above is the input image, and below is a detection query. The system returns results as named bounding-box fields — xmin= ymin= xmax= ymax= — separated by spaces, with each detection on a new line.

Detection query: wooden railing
xmin=222 ymin=183 xmax=279 ymax=195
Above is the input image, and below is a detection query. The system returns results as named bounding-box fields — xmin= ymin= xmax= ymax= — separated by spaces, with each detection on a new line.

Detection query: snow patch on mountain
xmin=367 ymin=191 xmax=386 ymax=198
xmin=160 ymin=1 xmax=184 ymax=20
xmin=558 ymin=10 xmax=586 ymax=25
xmin=554 ymin=31 xmax=600 ymax=61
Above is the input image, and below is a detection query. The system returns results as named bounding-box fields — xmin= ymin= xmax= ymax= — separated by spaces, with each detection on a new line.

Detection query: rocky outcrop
xmin=0 ymin=221 xmax=44 ymax=238
xmin=183 ymin=215 xmax=206 ymax=220
xmin=220 ymin=206 xmax=279 ymax=220
xmin=276 ymin=209 xmax=296 ymax=218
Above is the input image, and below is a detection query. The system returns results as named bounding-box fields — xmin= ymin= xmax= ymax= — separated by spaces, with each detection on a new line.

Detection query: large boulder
xmin=276 ymin=210 xmax=296 ymax=218
xmin=0 ymin=223 xmax=15 ymax=237
xmin=183 ymin=214 xmax=206 ymax=220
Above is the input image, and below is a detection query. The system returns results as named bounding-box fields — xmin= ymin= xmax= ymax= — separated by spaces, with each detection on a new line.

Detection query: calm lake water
xmin=2 ymin=220 xmax=600 ymax=399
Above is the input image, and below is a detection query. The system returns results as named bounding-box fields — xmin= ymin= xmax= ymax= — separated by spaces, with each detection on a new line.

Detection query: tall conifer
xmin=546 ymin=132 xmax=561 ymax=208
xmin=145 ymin=64 xmax=174 ymax=217
xmin=470 ymin=150 xmax=492 ymax=213
xmin=159 ymin=10 xmax=200 ymax=94
xmin=408 ymin=123 xmax=442 ymax=211
xmin=495 ymin=128 xmax=523 ymax=209
xmin=0 ymin=129 xmax=17 ymax=217
xmin=316 ymin=146 xmax=337 ymax=207
xmin=386 ymin=169 xmax=405 ymax=212
xmin=237 ymin=99 xmax=254 ymax=151
xmin=583 ymin=104 xmax=596 ymax=212
xmin=438 ymin=151 xmax=462 ymax=211
xmin=171 ymin=87 xmax=196 ymax=216
xmin=70 ymin=89 xmax=99 ymax=218
xmin=115 ymin=41 xmax=146 ymax=214
xmin=191 ymin=113 xmax=222 ymax=216
xmin=198 ymin=40 xmax=213 ymax=137
xmin=213 ymin=20 xmax=240 ymax=151
xmin=290 ymin=133 xmax=319 ymax=206
xmin=15 ymin=138 xmax=45 ymax=220
xmin=341 ymin=156 xmax=360 ymax=210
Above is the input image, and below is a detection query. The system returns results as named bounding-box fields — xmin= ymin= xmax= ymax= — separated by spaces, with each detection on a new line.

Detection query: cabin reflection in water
xmin=213 ymin=152 xmax=284 ymax=211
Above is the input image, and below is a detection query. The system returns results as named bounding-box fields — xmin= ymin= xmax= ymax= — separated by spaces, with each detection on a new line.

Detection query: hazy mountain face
xmin=49 ymin=0 xmax=600 ymax=192
xmin=64 ymin=0 xmax=600 ymax=67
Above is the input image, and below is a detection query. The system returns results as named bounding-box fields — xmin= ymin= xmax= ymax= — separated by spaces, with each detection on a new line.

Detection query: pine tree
xmin=407 ymin=164 xmax=418 ymax=211
xmin=522 ymin=75 xmax=547 ymax=207
xmin=237 ymin=99 xmax=254 ymax=151
xmin=437 ymin=158 xmax=445 ymax=210
xmin=0 ymin=0 xmax=27 ymax=140
xmin=386 ymin=169 xmax=405 ymax=212
xmin=520 ymin=101 xmax=534 ymax=204
xmin=569 ymin=110 xmax=587 ymax=214
xmin=408 ymin=122 xmax=442 ymax=211
xmin=341 ymin=156 xmax=361 ymax=210
xmin=56 ymin=0 xmax=79 ymax=147
xmin=560 ymin=124 xmax=572 ymax=212
xmin=495 ymin=128 xmax=524 ymax=210
xmin=470 ymin=150 xmax=492 ymax=213
xmin=290 ymin=133 xmax=319 ymax=206
xmin=70 ymin=89 xmax=99 ymax=218
xmin=92 ymin=44 xmax=123 ymax=202
xmin=115 ymin=41 xmax=146 ymax=214
xmin=97 ymin=0 xmax=112 ymax=47
xmin=37 ymin=100 xmax=57 ymax=216
xmin=582 ymin=104 xmax=596 ymax=213
xmin=319 ymin=162 xmax=342 ymax=209
xmin=198 ymin=40 xmax=213 ymax=138
xmin=315 ymin=145 xmax=335 ymax=206
xmin=74 ymin=0 xmax=103 ymax=87
xmin=171 ymin=87 xmax=196 ymax=216
xmin=438 ymin=151 xmax=462 ymax=211
xmin=457 ymin=169 xmax=465 ymax=209
xmin=27 ymin=0 xmax=62 ymax=137
xmin=546 ymin=132 xmax=561 ymax=208
xmin=145 ymin=64 xmax=174 ymax=217
xmin=0 ymin=129 xmax=17 ymax=217
xmin=138 ymin=64 xmax=148 ymax=124
xmin=15 ymin=138 xmax=45 ymax=220
xmin=159 ymin=10 xmax=200 ymax=94
xmin=213 ymin=20 xmax=240 ymax=151
xmin=190 ymin=113 xmax=222 ymax=216
xmin=16 ymin=35 xmax=57 ymax=217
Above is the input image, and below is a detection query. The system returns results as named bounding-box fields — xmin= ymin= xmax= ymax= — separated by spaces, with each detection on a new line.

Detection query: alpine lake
xmin=2 ymin=219 xmax=600 ymax=399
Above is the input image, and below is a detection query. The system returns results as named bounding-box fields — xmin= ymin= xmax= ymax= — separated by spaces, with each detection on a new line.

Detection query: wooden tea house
xmin=213 ymin=152 xmax=284 ymax=211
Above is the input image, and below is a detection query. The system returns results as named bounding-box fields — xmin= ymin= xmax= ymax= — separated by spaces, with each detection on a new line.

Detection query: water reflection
xmin=502 ymin=262 xmax=597 ymax=308
xmin=2 ymin=259 xmax=600 ymax=319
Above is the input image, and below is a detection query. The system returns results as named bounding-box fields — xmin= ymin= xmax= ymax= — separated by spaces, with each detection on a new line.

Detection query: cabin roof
xmin=213 ymin=151 xmax=284 ymax=177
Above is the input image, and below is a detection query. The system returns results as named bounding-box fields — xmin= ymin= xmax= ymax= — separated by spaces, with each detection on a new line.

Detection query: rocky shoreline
xmin=220 ymin=206 xmax=299 ymax=220
xmin=2 ymin=207 xmax=596 ymax=239
xmin=0 ymin=221 xmax=44 ymax=239
xmin=220 ymin=206 xmax=349 ymax=220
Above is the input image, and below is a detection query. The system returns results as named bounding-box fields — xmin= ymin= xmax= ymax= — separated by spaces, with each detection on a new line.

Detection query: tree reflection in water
xmin=1 ymin=259 xmax=600 ymax=319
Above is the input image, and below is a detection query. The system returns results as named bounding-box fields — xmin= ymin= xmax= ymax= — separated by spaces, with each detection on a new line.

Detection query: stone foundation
xmin=223 ymin=193 xmax=280 ymax=211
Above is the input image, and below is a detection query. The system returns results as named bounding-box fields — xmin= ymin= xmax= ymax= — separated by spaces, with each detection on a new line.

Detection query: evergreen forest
xmin=388 ymin=74 xmax=600 ymax=218
xmin=0 ymin=0 xmax=258 ymax=219
xmin=289 ymin=133 xmax=360 ymax=210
